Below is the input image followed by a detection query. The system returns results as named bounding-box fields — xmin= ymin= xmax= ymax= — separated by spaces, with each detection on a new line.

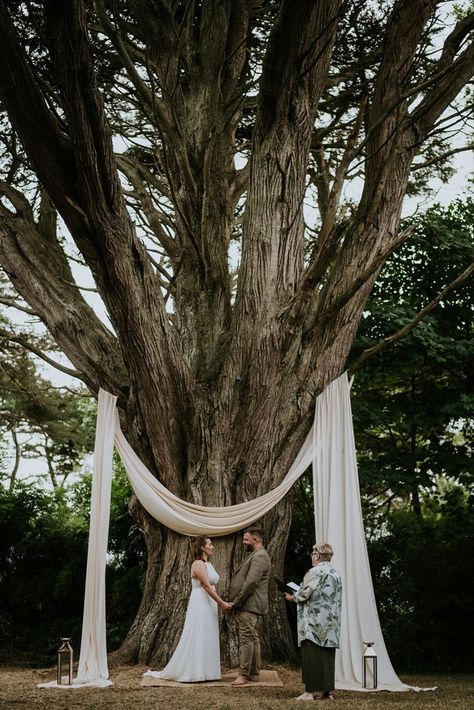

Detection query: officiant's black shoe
xmin=321 ymin=691 xmax=335 ymax=701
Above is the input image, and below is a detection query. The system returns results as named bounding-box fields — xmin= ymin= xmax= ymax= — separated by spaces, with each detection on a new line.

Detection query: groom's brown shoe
xmin=248 ymin=675 xmax=260 ymax=682
xmin=232 ymin=674 xmax=250 ymax=686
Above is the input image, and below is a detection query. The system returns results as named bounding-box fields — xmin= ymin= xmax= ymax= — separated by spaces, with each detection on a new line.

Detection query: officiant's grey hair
xmin=313 ymin=542 xmax=334 ymax=561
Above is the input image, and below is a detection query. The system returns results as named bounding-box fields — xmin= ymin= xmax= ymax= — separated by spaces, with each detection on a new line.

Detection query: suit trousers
xmin=236 ymin=610 xmax=261 ymax=677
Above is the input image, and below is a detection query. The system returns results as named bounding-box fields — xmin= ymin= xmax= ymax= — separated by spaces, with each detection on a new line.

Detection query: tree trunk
xmin=109 ymin=289 xmax=364 ymax=666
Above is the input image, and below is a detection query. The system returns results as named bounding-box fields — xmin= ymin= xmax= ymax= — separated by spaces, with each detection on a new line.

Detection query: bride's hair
xmin=191 ymin=536 xmax=210 ymax=560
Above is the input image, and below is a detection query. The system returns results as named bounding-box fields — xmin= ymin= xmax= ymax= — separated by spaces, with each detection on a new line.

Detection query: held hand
xmin=284 ymin=592 xmax=295 ymax=602
xmin=221 ymin=601 xmax=233 ymax=612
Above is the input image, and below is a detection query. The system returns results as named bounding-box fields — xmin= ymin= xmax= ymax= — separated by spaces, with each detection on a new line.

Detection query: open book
xmin=274 ymin=577 xmax=300 ymax=595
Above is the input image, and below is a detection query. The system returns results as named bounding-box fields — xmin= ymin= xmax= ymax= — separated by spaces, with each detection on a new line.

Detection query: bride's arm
xmin=192 ymin=561 xmax=233 ymax=611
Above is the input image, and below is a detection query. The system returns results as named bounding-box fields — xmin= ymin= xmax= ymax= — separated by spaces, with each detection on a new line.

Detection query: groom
xmin=229 ymin=528 xmax=272 ymax=686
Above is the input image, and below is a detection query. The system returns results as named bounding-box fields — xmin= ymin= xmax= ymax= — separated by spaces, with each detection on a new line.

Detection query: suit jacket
xmin=229 ymin=548 xmax=272 ymax=615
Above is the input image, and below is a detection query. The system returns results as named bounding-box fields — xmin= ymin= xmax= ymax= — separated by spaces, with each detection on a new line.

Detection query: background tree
xmin=0 ymin=308 xmax=94 ymax=489
xmin=0 ymin=0 xmax=473 ymax=665
xmin=288 ymin=196 xmax=473 ymax=567
xmin=0 ymin=467 xmax=145 ymax=665
xmin=368 ymin=479 xmax=474 ymax=673
xmin=351 ymin=198 xmax=474 ymax=515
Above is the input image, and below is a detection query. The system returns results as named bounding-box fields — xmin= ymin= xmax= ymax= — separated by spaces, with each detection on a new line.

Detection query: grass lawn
xmin=0 ymin=664 xmax=472 ymax=709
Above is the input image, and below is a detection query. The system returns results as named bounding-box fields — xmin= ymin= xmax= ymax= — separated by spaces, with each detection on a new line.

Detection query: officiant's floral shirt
xmin=294 ymin=561 xmax=342 ymax=648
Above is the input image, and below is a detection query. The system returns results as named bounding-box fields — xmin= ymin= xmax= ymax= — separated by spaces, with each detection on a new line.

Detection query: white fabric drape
xmin=313 ymin=373 xmax=415 ymax=691
xmin=41 ymin=373 xmax=424 ymax=692
xmin=38 ymin=389 xmax=116 ymax=688
xmin=114 ymin=411 xmax=314 ymax=535
xmin=74 ymin=390 xmax=116 ymax=686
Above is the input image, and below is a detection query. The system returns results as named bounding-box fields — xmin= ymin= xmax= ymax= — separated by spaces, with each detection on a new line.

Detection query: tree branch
xmin=0 ymin=4 xmax=77 ymax=207
xmin=410 ymin=144 xmax=474 ymax=171
xmin=317 ymin=98 xmax=366 ymax=243
xmin=116 ymin=155 xmax=180 ymax=259
xmin=8 ymin=427 xmax=20 ymax=492
xmin=0 ymin=182 xmax=128 ymax=393
xmin=434 ymin=11 xmax=474 ymax=74
xmin=235 ymin=0 xmax=343 ymax=331
xmin=349 ymin=261 xmax=474 ymax=374
xmin=0 ymin=328 xmax=84 ymax=381
xmin=94 ymin=0 xmax=197 ymax=200
xmin=0 ymin=296 xmax=38 ymax=316
xmin=407 ymin=14 xmax=474 ymax=138
xmin=318 ymin=225 xmax=416 ymax=323
xmin=362 ymin=0 xmax=439 ymax=199
xmin=256 ymin=0 xmax=343 ymax=136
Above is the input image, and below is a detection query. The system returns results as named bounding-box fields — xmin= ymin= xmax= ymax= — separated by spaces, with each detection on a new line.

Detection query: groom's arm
xmin=232 ymin=555 xmax=269 ymax=608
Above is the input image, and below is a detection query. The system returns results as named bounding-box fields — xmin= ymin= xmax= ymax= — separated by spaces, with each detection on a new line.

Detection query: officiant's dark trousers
xmin=301 ymin=640 xmax=335 ymax=693
xmin=237 ymin=611 xmax=261 ymax=677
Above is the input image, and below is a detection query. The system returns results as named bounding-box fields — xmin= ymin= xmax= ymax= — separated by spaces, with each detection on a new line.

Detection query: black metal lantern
xmin=57 ymin=637 xmax=74 ymax=685
xmin=362 ymin=641 xmax=377 ymax=689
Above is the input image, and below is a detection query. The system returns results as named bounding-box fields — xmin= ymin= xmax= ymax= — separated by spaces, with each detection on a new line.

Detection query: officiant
xmin=285 ymin=542 xmax=342 ymax=702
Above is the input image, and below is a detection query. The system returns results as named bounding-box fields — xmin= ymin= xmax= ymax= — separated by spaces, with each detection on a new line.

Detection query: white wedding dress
xmin=143 ymin=562 xmax=221 ymax=682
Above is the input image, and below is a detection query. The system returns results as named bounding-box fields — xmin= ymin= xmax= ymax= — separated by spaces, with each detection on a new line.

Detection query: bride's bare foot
xmin=294 ymin=692 xmax=314 ymax=701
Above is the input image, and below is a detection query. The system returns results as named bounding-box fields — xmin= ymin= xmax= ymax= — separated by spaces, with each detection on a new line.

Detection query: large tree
xmin=0 ymin=0 xmax=473 ymax=665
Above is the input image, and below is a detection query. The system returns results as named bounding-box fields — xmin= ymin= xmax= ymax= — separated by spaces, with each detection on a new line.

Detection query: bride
xmin=144 ymin=536 xmax=232 ymax=682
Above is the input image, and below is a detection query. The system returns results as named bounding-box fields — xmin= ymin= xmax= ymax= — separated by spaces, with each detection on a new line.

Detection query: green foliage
xmin=350 ymin=199 xmax=474 ymax=504
xmin=0 ymin=312 xmax=96 ymax=488
xmin=368 ymin=481 xmax=474 ymax=672
xmin=0 ymin=469 xmax=145 ymax=665
xmin=0 ymin=483 xmax=86 ymax=663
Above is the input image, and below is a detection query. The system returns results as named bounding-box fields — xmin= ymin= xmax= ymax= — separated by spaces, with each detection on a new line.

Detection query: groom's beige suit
xmin=229 ymin=548 xmax=271 ymax=677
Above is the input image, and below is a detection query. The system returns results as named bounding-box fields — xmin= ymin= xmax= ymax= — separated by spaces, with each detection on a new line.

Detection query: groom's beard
xmin=243 ymin=544 xmax=255 ymax=552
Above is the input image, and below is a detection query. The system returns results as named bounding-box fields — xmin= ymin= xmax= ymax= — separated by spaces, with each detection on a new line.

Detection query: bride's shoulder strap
xmin=191 ymin=558 xmax=206 ymax=577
